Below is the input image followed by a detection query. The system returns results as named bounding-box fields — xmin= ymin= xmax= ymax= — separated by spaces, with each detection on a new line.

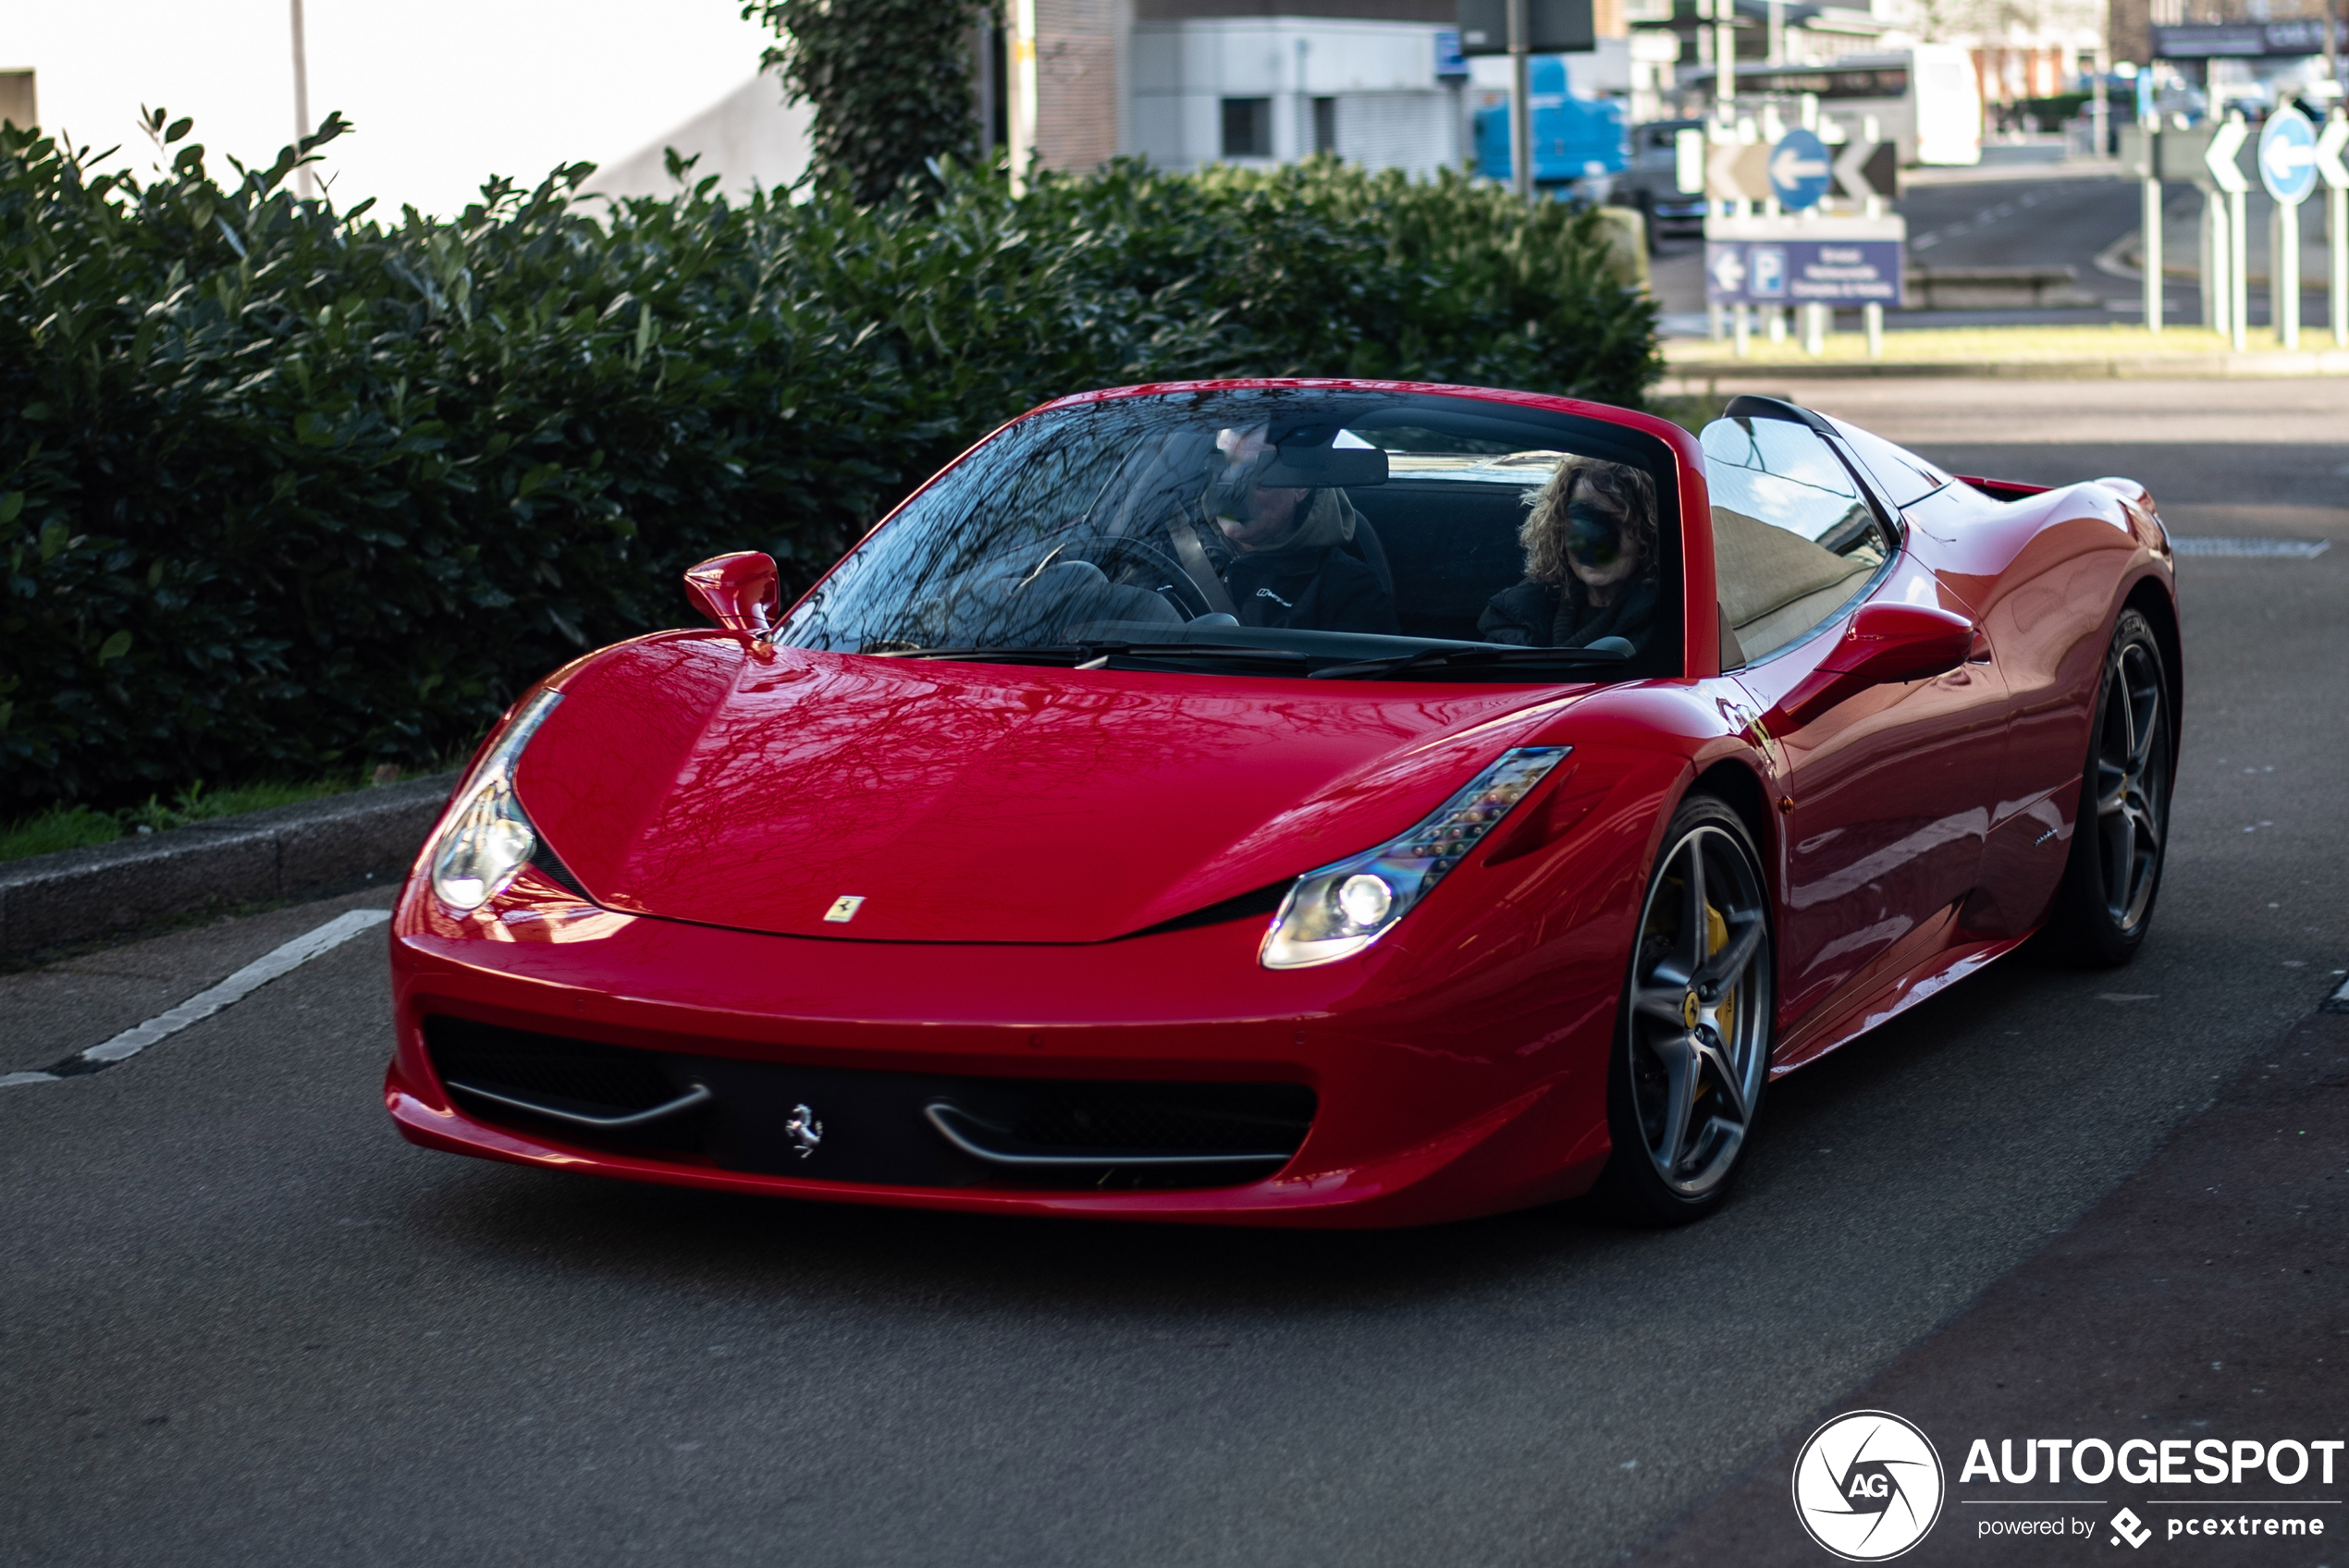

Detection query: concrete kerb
xmin=0 ymin=772 xmax=457 ymax=956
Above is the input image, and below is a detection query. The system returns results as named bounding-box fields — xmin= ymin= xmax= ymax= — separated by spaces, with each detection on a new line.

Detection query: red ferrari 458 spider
xmin=386 ymin=380 xmax=2179 ymax=1227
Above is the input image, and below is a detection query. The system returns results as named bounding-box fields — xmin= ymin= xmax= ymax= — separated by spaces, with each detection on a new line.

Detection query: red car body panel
xmin=385 ymin=379 xmax=2177 ymax=1226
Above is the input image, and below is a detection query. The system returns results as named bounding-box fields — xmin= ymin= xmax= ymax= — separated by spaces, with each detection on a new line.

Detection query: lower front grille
xmin=421 ymin=1015 xmax=1314 ymax=1190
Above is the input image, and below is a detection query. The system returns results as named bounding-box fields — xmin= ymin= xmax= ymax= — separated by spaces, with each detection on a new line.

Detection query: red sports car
xmin=385 ymin=380 xmax=2178 ymax=1227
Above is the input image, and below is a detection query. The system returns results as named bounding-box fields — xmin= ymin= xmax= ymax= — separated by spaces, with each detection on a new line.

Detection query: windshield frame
xmin=776 ymin=378 xmax=1704 ymax=684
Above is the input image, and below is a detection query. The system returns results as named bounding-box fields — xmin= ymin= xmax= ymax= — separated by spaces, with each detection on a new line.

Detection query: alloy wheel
xmin=1625 ymin=822 xmax=1774 ymax=1199
xmin=2094 ymin=637 xmax=2169 ymax=934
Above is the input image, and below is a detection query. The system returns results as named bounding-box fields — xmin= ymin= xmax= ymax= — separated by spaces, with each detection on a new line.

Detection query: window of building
xmin=1221 ymin=97 xmax=1272 ymax=158
xmin=1312 ymin=96 xmax=1337 ymax=155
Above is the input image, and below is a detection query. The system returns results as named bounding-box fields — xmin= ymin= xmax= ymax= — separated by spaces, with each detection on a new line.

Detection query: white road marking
xmin=2 ymin=907 xmax=390 ymax=1087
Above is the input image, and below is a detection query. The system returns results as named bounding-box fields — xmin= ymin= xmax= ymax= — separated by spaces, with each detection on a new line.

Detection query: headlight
xmin=1260 ymin=746 xmax=1568 ymax=970
xmin=429 ymin=689 xmax=562 ymax=913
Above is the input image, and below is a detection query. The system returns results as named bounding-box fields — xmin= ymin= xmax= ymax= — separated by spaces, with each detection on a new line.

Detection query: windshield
xmin=779 ymin=388 xmax=1683 ymax=681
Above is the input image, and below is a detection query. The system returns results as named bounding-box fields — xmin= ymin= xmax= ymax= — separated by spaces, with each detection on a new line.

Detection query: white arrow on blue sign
xmin=2259 ymin=107 xmax=2318 ymax=206
xmin=1768 ymin=129 xmax=1832 ymax=211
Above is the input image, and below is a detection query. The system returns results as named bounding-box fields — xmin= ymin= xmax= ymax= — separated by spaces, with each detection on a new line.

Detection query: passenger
xmin=1207 ymin=426 xmax=1400 ymax=635
xmin=1478 ymin=457 xmax=1660 ymax=651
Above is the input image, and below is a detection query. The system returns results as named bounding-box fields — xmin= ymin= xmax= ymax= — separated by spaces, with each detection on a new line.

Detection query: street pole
xmin=2277 ymin=199 xmax=2299 ymax=349
xmin=2091 ymin=43 xmax=2108 ymax=159
xmin=1007 ymin=0 xmax=1037 ymax=196
xmin=289 ymin=0 xmax=313 ymax=199
xmin=1509 ymin=0 xmax=1532 ymax=202
xmin=2141 ymin=101 xmax=2161 ymax=334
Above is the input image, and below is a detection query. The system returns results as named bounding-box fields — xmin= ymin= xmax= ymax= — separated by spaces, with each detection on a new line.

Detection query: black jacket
xmin=1224 ymin=546 xmax=1401 ymax=636
xmin=1477 ymin=578 xmax=1658 ymax=650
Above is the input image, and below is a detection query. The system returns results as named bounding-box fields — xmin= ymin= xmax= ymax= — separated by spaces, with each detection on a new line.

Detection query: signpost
xmin=2204 ymin=113 xmax=2251 ymax=349
xmin=1458 ymin=0 xmax=1595 ymax=202
xmin=2258 ymin=107 xmax=2318 ymax=348
xmin=2319 ymin=111 xmax=2349 ymax=349
xmin=1703 ymin=128 xmax=1898 ymax=357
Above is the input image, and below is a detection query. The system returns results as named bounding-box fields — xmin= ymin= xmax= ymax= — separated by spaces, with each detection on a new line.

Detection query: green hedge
xmin=0 ymin=116 xmax=1660 ymax=809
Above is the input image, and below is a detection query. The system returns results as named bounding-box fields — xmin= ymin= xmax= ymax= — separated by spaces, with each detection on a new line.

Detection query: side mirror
xmin=683 ymin=552 xmax=781 ymax=639
xmin=1778 ymin=602 xmax=1975 ymax=725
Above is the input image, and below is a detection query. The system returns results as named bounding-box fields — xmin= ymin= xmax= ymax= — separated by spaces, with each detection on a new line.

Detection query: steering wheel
xmin=1066 ymin=536 xmax=1216 ymax=621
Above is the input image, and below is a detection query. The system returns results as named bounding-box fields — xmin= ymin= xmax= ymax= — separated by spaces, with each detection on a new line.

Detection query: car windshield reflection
xmin=778 ymin=387 xmax=1683 ymax=681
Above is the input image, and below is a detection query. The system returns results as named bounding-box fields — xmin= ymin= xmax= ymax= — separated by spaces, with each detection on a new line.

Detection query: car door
xmin=1703 ymin=410 xmax=2010 ymax=1052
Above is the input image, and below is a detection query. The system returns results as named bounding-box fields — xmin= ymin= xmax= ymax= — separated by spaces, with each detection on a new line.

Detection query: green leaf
xmin=97 ymin=630 xmax=133 ymax=664
xmin=0 ymin=492 xmax=21 ymax=525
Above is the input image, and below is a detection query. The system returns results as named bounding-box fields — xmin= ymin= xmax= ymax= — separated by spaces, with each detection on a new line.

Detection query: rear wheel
xmin=1592 ymin=795 xmax=1774 ymax=1226
xmin=2045 ymin=609 xmax=2173 ymax=967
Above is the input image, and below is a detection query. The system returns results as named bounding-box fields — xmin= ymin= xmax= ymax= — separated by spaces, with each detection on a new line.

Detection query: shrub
xmin=745 ymin=0 xmax=995 ymax=206
xmin=0 ymin=117 xmax=1658 ymax=810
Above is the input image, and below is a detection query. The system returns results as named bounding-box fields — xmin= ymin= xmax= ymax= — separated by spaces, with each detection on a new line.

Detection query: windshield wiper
xmin=1309 ymin=641 xmax=1634 ymax=681
xmin=869 ymin=642 xmax=1311 ymax=672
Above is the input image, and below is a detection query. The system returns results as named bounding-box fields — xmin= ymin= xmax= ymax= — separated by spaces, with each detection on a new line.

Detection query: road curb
xmin=1661 ymin=349 xmax=2349 ymax=380
xmin=0 ymin=773 xmax=456 ymax=956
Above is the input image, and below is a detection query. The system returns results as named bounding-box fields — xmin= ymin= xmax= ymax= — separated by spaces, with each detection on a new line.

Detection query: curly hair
xmin=1518 ymin=458 xmax=1660 ymax=594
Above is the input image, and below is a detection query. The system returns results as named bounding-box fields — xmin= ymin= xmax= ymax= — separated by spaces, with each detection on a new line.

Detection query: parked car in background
xmin=1611 ymin=117 xmax=1708 ymax=246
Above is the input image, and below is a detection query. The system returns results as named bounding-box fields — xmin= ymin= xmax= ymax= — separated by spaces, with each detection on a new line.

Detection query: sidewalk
xmin=1662 ymin=325 xmax=2349 ymax=381
xmin=1632 ymin=1009 xmax=2349 ymax=1566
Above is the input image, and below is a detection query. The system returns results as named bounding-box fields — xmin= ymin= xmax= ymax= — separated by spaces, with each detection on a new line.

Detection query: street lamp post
xmin=289 ymin=0 xmax=313 ymax=198
xmin=1509 ymin=0 xmax=1532 ymax=201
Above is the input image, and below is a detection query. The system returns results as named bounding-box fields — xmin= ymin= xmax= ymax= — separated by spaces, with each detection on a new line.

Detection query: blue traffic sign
xmin=2258 ymin=107 xmax=2318 ymax=206
xmin=1767 ymin=129 xmax=1832 ymax=211
xmin=1704 ymin=238 xmax=1905 ymax=306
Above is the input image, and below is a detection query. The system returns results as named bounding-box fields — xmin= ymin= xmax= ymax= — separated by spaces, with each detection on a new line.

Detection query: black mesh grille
xmin=1000 ymin=1086 xmax=1312 ymax=1155
xmin=425 ymin=1016 xmax=676 ymax=1116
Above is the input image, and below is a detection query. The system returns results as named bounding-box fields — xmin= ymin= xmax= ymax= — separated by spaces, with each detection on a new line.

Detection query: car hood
xmin=514 ymin=635 xmax=1593 ymax=944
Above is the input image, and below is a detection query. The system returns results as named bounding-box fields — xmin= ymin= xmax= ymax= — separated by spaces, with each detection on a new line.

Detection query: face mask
xmin=1566 ymin=501 xmax=1626 ymax=568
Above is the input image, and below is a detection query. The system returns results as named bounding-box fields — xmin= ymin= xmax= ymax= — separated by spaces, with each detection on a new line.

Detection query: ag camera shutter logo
xmin=1792 ymin=1410 xmax=1947 ymax=1561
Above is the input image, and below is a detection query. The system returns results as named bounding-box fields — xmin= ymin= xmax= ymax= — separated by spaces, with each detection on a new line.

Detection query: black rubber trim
xmin=528 ymin=835 xmax=591 ymax=899
xmin=923 ymin=1100 xmax=1294 ymax=1170
xmin=1120 ymin=880 xmax=1290 ymax=939
xmin=1723 ymin=393 xmax=1838 ymax=435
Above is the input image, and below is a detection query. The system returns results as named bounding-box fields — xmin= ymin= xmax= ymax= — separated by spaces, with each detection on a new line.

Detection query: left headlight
xmin=1261 ymin=746 xmax=1568 ymax=970
xmin=429 ymin=689 xmax=563 ymax=913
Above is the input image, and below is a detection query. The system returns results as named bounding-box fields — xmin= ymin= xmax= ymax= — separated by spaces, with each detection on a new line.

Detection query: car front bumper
xmin=386 ymin=873 xmax=1621 ymax=1228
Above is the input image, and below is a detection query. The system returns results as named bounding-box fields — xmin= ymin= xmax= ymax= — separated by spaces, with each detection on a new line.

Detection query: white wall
xmin=1132 ymin=18 xmax=1465 ymax=177
xmin=584 ymin=73 xmax=813 ymax=203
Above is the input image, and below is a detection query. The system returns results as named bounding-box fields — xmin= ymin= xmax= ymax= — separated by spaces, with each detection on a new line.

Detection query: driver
xmin=1204 ymin=426 xmax=1399 ymax=635
xmin=1478 ymin=457 xmax=1659 ymax=651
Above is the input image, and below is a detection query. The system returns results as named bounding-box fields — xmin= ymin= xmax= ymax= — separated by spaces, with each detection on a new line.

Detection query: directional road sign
xmin=1706 ymin=139 xmax=1773 ymax=203
xmin=2259 ymin=107 xmax=2318 ymax=205
xmin=1832 ymin=140 xmax=1897 ymax=202
xmin=1703 ymin=213 xmax=1906 ymax=307
xmin=2317 ymin=114 xmax=2349 ymax=190
xmin=2204 ymin=116 xmax=2250 ymax=194
xmin=1768 ymin=129 xmax=1832 ymax=210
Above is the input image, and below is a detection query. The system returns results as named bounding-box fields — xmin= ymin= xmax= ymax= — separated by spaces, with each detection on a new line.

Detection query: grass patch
xmin=0 ymin=804 xmax=126 ymax=862
xmin=1659 ymin=324 xmax=2340 ymax=369
xmin=0 ymin=764 xmax=449 ymax=866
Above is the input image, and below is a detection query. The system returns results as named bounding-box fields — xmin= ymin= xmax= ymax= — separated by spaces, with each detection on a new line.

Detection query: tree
xmin=744 ymin=0 xmax=994 ymax=206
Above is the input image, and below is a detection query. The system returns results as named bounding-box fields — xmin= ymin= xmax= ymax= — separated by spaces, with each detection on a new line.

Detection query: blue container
xmin=1474 ymin=55 xmax=1629 ymax=188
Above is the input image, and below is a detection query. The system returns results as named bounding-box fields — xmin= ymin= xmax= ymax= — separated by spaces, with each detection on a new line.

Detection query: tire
xmin=1590 ymin=794 xmax=1774 ymax=1226
xmin=2044 ymin=609 xmax=2174 ymax=968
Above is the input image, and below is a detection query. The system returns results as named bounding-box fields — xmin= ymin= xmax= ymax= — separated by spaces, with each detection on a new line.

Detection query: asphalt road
xmin=5 ymin=381 xmax=2345 ymax=1567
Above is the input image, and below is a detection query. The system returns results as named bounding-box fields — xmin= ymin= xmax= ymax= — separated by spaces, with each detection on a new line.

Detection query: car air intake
xmin=420 ymin=1015 xmax=1314 ymax=1189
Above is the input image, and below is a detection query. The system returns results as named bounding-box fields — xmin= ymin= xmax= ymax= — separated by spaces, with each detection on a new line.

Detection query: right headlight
xmin=429 ymin=689 xmax=563 ymax=913
xmin=1260 ymin=746 xmax=1568 ymax=970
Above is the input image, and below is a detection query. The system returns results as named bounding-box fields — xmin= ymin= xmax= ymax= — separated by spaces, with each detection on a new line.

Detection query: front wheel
xmin=1591 ymin=795 xmax=1775 ymax=1226
xmin=2044 ymin=608 xmax=2174 ymax=967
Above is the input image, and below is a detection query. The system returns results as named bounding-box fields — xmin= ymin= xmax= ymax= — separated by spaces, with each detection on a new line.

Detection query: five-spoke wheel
xmin=1597 ymin=794 xmax=1774 ymax=1224
xmin=2048 ymin=608 xmax=2174 ymax=966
